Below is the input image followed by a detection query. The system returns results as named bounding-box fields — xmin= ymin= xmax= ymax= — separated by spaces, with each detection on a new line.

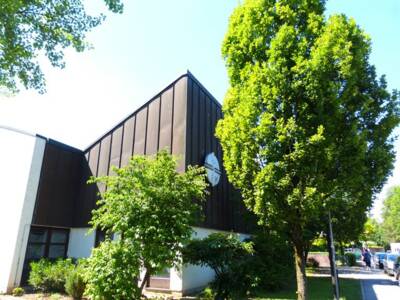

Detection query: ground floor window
xmin=22 ymin=226 xmax=69 ymax=283
xmin=148 ymin=268 xmax=171 ymax=289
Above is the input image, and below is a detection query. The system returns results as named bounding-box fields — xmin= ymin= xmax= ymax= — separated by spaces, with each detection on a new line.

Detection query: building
xmin=0 ymin=72 xmax=251 ymax=295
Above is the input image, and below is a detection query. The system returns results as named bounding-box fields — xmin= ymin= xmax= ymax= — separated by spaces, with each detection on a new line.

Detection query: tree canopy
xmin=0 ymin=0 xmax=123 ymax=93
xmin=382 ymin=186 xmax=400 ymax=243
xmin=85 ymin=150 xmax=207 ymax=298
xmin=216 ymin=0 xmax=399 ymax=299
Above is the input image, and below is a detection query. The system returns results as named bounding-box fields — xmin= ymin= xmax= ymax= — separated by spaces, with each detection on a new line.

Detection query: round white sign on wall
xmin=204 ymin=152 xmax=221 ymax=187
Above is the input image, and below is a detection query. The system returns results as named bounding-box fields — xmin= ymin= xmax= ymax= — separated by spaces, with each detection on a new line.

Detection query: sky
xmin=0 ymin=0 xmax=399 ymax=219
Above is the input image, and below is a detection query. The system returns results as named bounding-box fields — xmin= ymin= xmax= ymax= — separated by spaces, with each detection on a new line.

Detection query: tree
xmin=360 ymin=217 xmax=384 ymax=246
xmin=0 ymin=0 xmax=123 ymax=93
xmin=85 ymin=150 xmax=207 ymax=298
xmin=216 ymin=1 xmax=399 ymax=299
xmin=382 ymin=186 xmax=400 ymax=243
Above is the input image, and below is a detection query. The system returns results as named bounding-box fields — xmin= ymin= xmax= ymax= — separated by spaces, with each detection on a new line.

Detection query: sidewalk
xmin=339 ymin=267 xmax=399 ymax=300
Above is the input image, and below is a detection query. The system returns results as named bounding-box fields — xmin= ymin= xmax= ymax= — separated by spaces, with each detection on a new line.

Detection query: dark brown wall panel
xmin=146 ymin=97 xmax=160 ymax=155
xmin=63 ymin=73 xmax=251 ymax=232
xmin=98 ymin=135 xmax=111 ymax=177
xmin=110 ymin=125 xmax=123 ymax=172
xmin=97 ymin=135 xmax=111 ymax=193
xmin=33 ymin=141 xmax=83 ymax=228
xmin=173 ymin=77 xmax=187 ymax=172
xmin=88 ymin=144 xmax=99 ymax=177
xmin=191 ymin=82 xmax=200 ymax=166
xmin=185 ymin=75 xmax=252 ymax=233
xmin=159 ymin=87 xmax=173 ymax=151
xmin=121 ymin=116 xmax=135 ymax=166
xmin=134 ymin=107 xmax=147 ymax=155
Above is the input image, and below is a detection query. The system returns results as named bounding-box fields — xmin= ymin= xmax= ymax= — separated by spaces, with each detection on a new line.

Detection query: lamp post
xmin=328 ymin=211 xmax=340 ymax=300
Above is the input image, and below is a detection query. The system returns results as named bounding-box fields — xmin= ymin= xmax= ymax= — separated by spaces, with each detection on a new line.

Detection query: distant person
xmin=363 ymin=249 xmax=372 ymax=270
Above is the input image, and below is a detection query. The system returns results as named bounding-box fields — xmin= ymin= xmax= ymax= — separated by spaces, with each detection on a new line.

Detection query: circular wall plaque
xmin=204 ymin=152 xmax=221 ymax=187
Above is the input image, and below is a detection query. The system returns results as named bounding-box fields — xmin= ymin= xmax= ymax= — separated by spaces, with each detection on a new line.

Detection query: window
xmin=22 ymin=227 xmax=69 ymax=283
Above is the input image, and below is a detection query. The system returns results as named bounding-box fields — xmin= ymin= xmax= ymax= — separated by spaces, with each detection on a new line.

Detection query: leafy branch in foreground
xmin=0 ymin=0 xmax=123 ymax=93
xmin=85 ymin=150 xmax=207 ymax=298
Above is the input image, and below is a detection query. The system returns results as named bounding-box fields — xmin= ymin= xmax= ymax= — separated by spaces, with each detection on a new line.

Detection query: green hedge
xmin=29 ymin=259 xmax=74 ymax=293
xmin=344 ymin=253 xmax=357 ymax=266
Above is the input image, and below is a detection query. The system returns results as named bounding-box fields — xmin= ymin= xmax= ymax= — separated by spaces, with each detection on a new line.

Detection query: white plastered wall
xmin=178 ymin=226 xmax=250 ymax=294
xmin=67 ymin=228 xmax=95 ymax=258
xmin=0 ymin=127 xmax=46 ymax=293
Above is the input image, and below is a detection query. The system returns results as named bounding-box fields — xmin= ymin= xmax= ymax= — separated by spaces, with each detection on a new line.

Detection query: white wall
xmin=0 ymin=127 xmax=46 ymax=293
xmin=181 ymin=227 xmax=250 ymax=293
xmin=67 ymin=228 xmax=95 ymax=258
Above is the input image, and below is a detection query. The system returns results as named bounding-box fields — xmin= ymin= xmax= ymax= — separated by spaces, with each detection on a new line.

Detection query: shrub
xmin=183 ymin=233 xmax=254 ymax=299
xmin=306 ymin=257 xmax=320 ymax=268
xmin=345 ymin=252 xmax=357 ymax=266
xmin=249 ymin=231 xmax=294 ymax=291
xmin=29 ymin=259 xmax=74 ymax=293
xmin=84 ymin=240 xmax=142 ymax=300
xmin=65 ymin=263 xmax=86 ymax=300
xmin=11 ymin=287 xmax=24 ymax=296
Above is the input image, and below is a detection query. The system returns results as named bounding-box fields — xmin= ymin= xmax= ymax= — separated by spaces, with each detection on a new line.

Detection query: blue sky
xmin=0 ymin=0 xmax=399 ymax=218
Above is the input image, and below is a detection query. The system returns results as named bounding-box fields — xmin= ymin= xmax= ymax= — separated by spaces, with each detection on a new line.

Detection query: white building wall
xmin=0 ymin=127 xmax=46 ymax=293
xmin=67 ymin=228 xmax=95 ymax=258
xmin=181 ymin=226 xmax=250 ymax=294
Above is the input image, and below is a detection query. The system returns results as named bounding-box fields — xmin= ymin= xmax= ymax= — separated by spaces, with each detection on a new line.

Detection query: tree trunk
xmin=294 ymin=243 xmax=307 ymax=300
xmin=139 ymin=269 xmax=150 ymax=295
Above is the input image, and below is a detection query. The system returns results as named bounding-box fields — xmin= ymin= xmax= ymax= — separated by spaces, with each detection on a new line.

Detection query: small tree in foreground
xmin=217 ymin=1 xmax=399 ymax=299
xmin=85 ymin=150 xmax=207 ymax=298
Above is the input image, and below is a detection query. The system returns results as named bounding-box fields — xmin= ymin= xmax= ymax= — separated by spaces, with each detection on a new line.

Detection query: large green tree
xmin=85 ymin=150 xmax=207 ymax=298
xmin=0 ymin=0 xmax=123 ymax=93
xmin=382 ymin=186 xmax=400 ymax=243
xmin=216 ymin=0 xmax=399 ymax=299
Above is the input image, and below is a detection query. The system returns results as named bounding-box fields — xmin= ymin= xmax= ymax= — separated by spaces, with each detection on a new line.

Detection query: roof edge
xmin=0 ymin=125 xmax=44 ymax=139
xmin=83 ymin=72 xmax=190 ymax=152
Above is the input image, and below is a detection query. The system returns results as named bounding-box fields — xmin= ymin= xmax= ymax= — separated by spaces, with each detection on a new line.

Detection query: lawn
xmin=253 ymin=276 xmax=361 ymax=300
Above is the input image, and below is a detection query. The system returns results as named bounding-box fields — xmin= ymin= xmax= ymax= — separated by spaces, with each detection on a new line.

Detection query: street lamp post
xmin=328 ymin=211 xmax=340 ymax=300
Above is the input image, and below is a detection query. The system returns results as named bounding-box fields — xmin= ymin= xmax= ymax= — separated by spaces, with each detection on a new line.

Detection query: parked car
xmin=395 ymin=257 xmax=400 ymax=286
xmin=373 ymin=252 xmax=387 ymax=269
xmin=383 ymin=253 xmax=400 ymax=276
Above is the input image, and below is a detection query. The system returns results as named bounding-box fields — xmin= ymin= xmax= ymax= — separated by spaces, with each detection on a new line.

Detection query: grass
xmin=252 ymin=276 xmax=361 ymax=300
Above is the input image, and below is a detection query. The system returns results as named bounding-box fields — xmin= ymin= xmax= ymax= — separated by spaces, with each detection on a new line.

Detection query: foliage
xmin=306 ymin=257 xmax=319 ymax=268
xmin=217 ymin=0 xmax=399 ymax=299
xmin=28 ymin=259 xmax=74 ymax=293
xmin=382 ymin=186 xmax=400 ymax=243
xmin=344 ymin=253 xmax=357 ymax=267
xmin=65 ymin=263 xmax=86 ymax=300
xmin=183 ymin=233 xmax=255 ymax=299
xmin=84 ymin=240 xmax=141 ymax=300
xmin=87 ymin=150 xmax=207 ymax=297
xmin=360 ymin=217 xmax=384 ymax=246
xmin=0 ymin=0 xmax=123 ymax=93
xmin=11 ymin=287 xmax=24 ymax=297
xmin=310 ymin=237 xmax=327 ymax=252
xmin=250 ymin=231 xmax=294 ymax=291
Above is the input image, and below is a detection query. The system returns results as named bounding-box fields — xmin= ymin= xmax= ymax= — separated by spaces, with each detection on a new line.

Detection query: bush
xmin=184 ymin=231 xmax=294 ymax=298
xmin=84 ymin=240 xmax=142 ymax=300
xmin=29 ymin=259 xmax=74 ymax=293
xmin=344 ymin=252 xmax=357 ymax=266
xmin=306 ymin=257 xmax=320 ymax=268
xmin=183 ymin=233 xmax=254 ymax=299
xmin=11 ymin=287 xmax=24 ymax=296
xmin=65 ymin=263 xmax=86 ymax=300
xmin=249 ymin=231 xmax=294 ymax=291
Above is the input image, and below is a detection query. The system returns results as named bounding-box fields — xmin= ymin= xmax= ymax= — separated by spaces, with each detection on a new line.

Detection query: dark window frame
xmin=27 ymin=226 xmax=70 ymax=259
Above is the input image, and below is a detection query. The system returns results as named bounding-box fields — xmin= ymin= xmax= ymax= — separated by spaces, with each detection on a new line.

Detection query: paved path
xmin=339 ymin=267 xmax=399 ymax=300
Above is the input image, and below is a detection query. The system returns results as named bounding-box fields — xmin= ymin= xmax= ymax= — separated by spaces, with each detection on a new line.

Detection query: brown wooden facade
xmin=32 ymin=72 xmax=252 ymax=233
